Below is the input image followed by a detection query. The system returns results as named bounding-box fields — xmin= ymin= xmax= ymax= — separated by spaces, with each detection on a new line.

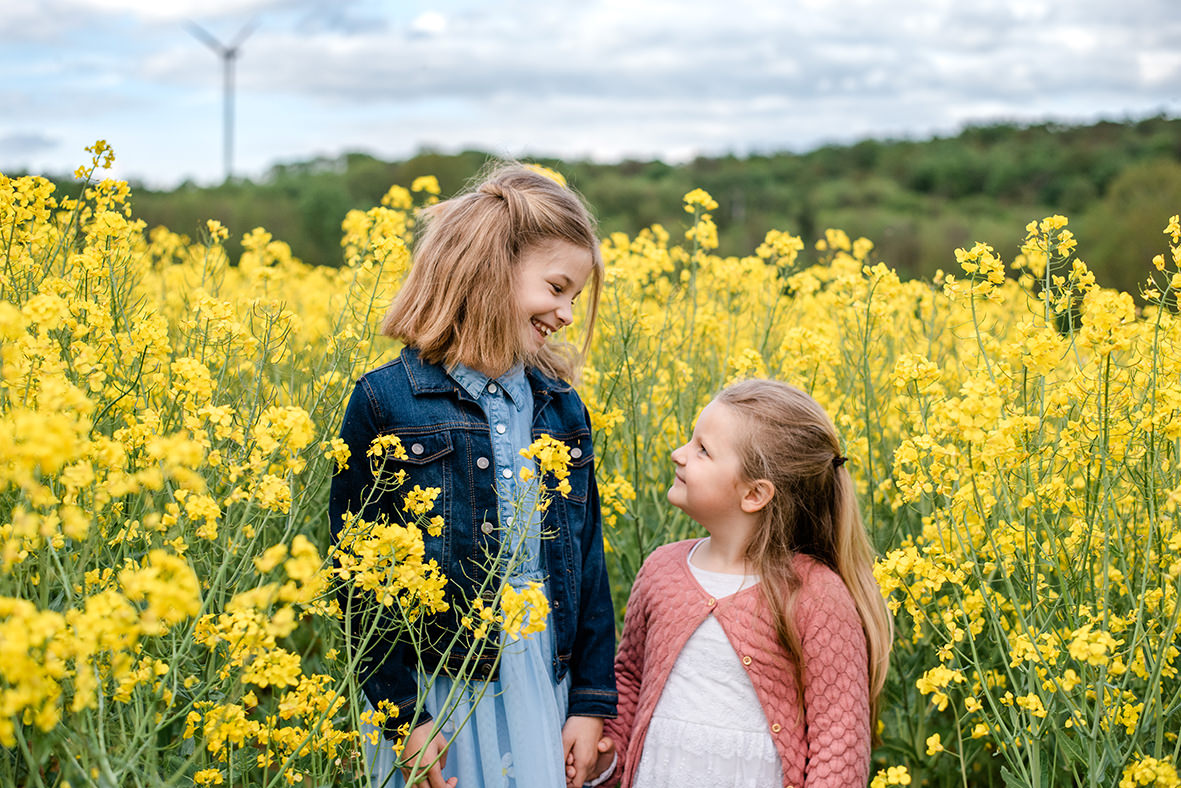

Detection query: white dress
xmin=632 ymin=542 xmax=782 ymax=787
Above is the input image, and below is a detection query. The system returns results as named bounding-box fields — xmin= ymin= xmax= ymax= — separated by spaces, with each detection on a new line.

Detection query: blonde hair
xmin=381 ymin=162 xmax=604 ymax=381
xmin=715 ymin=379 xmax=893 ymax=728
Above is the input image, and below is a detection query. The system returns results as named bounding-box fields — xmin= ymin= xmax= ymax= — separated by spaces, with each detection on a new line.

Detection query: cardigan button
xmin=742 ymin=655 xmax=752 ymax=666
xmin=771 ymin=723 xmax=782 ymax=733
xmin=706 ymin=597 xmax=716 ymax=607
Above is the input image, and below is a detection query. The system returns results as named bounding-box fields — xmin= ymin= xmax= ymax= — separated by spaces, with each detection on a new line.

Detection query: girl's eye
xmin=550 ymin=282 xmax=563 ymax=294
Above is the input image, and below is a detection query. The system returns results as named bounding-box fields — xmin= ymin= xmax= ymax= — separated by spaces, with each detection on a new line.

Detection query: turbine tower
xmin=187 ymin=19 xmax=257 ymax=182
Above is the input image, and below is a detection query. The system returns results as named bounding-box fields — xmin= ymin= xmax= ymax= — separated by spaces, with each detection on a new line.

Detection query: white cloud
xmin=1139 ymin=51 xmax=1181 ymax=85
xmin=409 ymin=11 xmax=446 ymax=37
xmin=61 ymin=0 xmax=279 ymax=22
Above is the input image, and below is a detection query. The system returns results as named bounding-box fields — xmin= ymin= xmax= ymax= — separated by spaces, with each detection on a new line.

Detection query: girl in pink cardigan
xmin=580 ymin=380 xmax=892 ymax=788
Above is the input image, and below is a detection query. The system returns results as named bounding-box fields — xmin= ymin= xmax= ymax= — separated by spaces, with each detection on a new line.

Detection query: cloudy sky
xmin=3 ymin=0 xmax=1179 ymax=188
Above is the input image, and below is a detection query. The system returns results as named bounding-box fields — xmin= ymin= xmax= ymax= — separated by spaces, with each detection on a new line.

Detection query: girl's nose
xmin=670 ymin=445 xmax=686 ymax=465
xmin=556 ymin=302 xmax=573 ymax=326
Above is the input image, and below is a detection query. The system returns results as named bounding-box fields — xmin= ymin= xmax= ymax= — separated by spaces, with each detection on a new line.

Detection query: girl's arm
xmin=567 ymin=465 xmax=619 ymax=717
xmin=329 ymin=380 xmax=425 ymax=734
xmin=799 ymin=568 xmax=871 ymax=787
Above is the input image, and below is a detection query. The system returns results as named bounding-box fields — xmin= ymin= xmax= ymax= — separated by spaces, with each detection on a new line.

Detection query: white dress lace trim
xmin=632 ymin=542 xmax=781 ymax=787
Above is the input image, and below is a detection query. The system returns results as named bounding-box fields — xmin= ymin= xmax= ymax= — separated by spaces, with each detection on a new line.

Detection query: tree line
xmin=53 ymin=115 xmax=1181 ymax=294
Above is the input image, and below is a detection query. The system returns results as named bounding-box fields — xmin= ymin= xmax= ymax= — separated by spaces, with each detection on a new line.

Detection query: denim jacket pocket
xmin=393 ymin=430 xmax=454 ymax=465
xmin=537 ymin=426 xmax=593 ymax=504
xmin=567 ymin=433 xmax=594 ymax=505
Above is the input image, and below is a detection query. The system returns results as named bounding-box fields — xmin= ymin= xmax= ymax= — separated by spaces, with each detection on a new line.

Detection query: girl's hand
xmin=562 ymin=715 xmax=604 ymax=787
xmin=587 ymin=735 xmax=617 ymax=786
xmin=401 ymin=722 xmax=457 ymax=788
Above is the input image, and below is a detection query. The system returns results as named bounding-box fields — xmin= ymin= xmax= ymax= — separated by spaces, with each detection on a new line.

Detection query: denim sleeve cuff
xmin=567 ymin=688 xmax=618 ymax=719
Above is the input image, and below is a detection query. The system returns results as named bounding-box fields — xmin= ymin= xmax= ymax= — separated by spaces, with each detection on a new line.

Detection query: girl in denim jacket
xmin=329 ymin=164 xmax=616 ymax=788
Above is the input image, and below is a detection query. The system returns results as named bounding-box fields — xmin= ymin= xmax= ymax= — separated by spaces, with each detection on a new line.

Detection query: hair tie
xmin=832 ymin=455 xmax=847 ymax=469
xmin=479 ymin=182 xmax=506 ymax=200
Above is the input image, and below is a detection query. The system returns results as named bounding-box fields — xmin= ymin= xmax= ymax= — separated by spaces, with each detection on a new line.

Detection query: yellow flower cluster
xmin=1121 ymin=756 xmax=1181 ymax=788
xmin=500 ymin=580 xmax=551 ymax=641
xmin=870 ymin=765 xmax=913 ymax=787
xmin=519 ymin=433 xmax=574 ymax=499
xmin=460 ymin=581 xmax=550 ymax=642
xmin=333 ymin=512 xmax=449 ymax=618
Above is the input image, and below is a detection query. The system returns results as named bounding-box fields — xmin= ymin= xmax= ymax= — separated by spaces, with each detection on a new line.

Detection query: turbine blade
xmin=229 ymin=17 xmax=259 ymax=50
xmin=186 ymin=21 xmax=226 ymax=54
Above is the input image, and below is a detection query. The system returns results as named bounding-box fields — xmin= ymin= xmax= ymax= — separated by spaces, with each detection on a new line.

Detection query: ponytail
xmin=832 ymin=465 xmax=893 ymax=726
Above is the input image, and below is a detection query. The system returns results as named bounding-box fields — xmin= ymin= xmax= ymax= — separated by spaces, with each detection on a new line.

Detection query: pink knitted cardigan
xmin=604 ymin=539 xmax=870 ymax=788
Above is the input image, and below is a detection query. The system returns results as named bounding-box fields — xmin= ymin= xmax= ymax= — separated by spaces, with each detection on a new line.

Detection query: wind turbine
xmin=187 ymin=19 xmax=258 ymax=182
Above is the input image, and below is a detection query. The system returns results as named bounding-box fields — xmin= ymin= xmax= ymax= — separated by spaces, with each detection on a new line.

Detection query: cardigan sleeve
xmin=799 ymin=566 xmax=871 ymax=788
xmin=603 ymin=560 xmax=651 ymax=781
xmin=566 ymin=402 xmax=619 ymax=718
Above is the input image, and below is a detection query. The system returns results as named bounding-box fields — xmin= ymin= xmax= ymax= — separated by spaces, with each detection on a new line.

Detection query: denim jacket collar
xmin=400 ymin=346 xmax=572 ymax=404
xmin=447 ymin=362 xmax=530 ymax=412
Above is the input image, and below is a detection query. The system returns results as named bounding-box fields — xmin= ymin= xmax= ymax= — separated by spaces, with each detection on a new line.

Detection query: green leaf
xmin=1001 ymin=765 xmax=1030 ymax=788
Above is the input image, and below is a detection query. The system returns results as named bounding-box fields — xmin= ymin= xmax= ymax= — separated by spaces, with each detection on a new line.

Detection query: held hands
xmin=400 ymin=715 xmax=611 ymax=788
xmin=562 ymin=715 xmax=604 ymax=787
xmin=588 ymin=735 xmax=617 ymax=786
xmin=401 ymin=721 xmax=457 ymax=788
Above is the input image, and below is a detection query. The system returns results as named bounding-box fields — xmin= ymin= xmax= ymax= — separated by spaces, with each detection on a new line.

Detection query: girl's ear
xmin=740 ymin=479 xmax=775 ymax=513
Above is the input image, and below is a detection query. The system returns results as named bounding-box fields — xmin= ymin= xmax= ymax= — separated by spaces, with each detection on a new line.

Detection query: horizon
xmin=16 ymin=111 xmax=1176 ymax=192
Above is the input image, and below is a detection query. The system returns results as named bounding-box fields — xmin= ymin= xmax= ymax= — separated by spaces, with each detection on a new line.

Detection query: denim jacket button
xmin=410 ymin=443 xmax=424 ymax=455
xmin=481 ymin=521 xmax=494 ymax=534
xmin=495 ymin=424 xmax=506 ymax=434
xmin=487 ymin=383 xmax=498 ymax=394
xmin=570 ymin=447 xmax=582 ymax=459
xmin=501 ymin=468 xmax=512 ymax=479
xmin=476 ymin=457 xmax=490 ymax=469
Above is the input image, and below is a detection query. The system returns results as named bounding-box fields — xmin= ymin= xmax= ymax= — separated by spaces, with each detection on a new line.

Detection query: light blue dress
xmin=362 ymin=363 xmax=569 ymax=788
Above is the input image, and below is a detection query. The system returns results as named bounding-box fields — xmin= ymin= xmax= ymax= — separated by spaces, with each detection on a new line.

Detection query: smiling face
xmin=513 ymin=238 xmax=595 ymax=354
xmin=668 ymin=400 xmax=753 ymax=529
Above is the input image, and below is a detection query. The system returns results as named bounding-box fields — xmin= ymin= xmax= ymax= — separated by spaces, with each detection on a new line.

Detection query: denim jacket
xmin=329 ymin=347 xmax=617 ymax=724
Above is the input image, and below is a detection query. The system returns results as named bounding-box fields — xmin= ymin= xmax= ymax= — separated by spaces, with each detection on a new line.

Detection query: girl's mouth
xmin=531 ymin=318 xmax=554 ymax=338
